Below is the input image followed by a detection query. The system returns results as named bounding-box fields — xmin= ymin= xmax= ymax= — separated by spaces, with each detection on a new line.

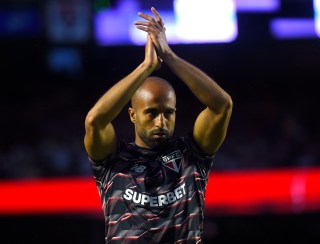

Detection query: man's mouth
xmin=154 ymin=132 xmax=166 ymax=136
xmin=152 ymin=130 xmax=167 ymax=137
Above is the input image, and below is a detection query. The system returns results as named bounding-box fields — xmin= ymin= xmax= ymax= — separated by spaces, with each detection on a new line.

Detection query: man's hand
xmin=144 ymin=34 xmax=162 ymax=71
xmin=135 ymin=7 xmax=172 ymax=62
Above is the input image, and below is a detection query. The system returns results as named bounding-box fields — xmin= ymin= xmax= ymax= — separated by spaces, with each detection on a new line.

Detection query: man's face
xmin=130 ymin=88 xmax=176 ymax=149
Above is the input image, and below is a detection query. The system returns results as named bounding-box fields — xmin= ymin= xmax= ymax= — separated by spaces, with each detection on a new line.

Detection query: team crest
xmin=161 ymin=150 xmax=182 ymax=173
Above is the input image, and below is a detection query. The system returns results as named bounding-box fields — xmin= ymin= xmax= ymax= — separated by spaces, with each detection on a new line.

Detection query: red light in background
xmin=0 ymin=167 xmax=320 ymax=215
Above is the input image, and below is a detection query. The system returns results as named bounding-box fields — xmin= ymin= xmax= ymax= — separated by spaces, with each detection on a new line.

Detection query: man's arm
xmin=84 ymin=35 xmax=160 ymax=161
xmin=165 ymin=54 xmax=233 ymax=155
xmin=135 ymin=7 xmax=233 ymax=155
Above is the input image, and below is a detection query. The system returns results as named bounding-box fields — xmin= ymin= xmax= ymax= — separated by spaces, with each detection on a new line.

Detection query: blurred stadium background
xmin=0 ymin=0 xmax=319 ymax=243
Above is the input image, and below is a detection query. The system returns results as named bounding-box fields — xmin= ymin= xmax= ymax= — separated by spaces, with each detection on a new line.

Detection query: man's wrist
xmin=139 ymin=62 xmax=156 ymax=74
xmin=162 ymin=50 xmax=177 ymax=65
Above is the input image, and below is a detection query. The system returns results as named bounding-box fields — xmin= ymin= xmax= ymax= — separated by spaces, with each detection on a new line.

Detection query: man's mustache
xmin=151 ymin=129 xmax=169 ymax=135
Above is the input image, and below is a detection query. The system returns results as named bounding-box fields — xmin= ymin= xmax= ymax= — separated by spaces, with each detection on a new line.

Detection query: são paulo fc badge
xmin=161 ymin=150 xmax=182 ymax=173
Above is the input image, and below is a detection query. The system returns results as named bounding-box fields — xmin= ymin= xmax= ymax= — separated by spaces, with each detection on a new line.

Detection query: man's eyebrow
xmin=143 ymin=107 xmax=158 ymax=113
xmin=167 ymin=107 xmax=177 ymax=111
xmin=143 ymin=107 xmax=176 ymax=113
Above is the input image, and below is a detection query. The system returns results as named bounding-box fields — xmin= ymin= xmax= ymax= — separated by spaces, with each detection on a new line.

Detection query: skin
xmin=84 ymin=35 xmax=159 ymax=160
xmin=84 ymin=7 xmax=233 ymax=161
xmin=128 ymin=77 xmax=176 ymax=148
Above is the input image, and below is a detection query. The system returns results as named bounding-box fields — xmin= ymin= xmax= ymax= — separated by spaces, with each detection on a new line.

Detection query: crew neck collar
xmin=131 ymin=141 xmax=171 ymax=153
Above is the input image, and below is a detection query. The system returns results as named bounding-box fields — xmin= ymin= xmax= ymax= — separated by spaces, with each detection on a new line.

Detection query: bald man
xmin=84 ymin=7 xmax=232 ymax=243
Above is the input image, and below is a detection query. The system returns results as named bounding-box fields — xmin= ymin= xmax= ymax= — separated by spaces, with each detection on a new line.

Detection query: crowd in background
xmin=1 ymin=73 xmax=318 ymax=179
xmin=1 ymin=2 xmax=319 ymax=244
xmin=0 ymin=0 xmax=318 ymax=180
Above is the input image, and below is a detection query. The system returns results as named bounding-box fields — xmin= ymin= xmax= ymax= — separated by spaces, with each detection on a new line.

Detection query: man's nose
xmin=155 ymin=113 xmax=165 ymax=128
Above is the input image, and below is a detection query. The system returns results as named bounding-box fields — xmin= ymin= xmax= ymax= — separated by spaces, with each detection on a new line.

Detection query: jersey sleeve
xmin=88 ymin=139 xmax=122 ymax=182
xmin=183 ymin=133 xmax=215 ymax=176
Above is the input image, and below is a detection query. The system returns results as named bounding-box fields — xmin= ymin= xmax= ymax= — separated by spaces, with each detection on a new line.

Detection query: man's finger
xmin=138 ymin=11 xmax=153 ymax=21
xmin=136 ymin=25 xmax=159 ymax=36
xmin=134 ymin=21 xmax=150 ymax=26
xmin=151 ymin=7 xmax=163 ymax=26
xmin=138 ymin=11 xmax=162 ymax=29
xmin=136 ymin=25 xmax=148 ymax=32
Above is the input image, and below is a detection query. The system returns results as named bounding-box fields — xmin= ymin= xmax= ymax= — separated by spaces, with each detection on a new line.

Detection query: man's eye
xmin=165 ymin=110 xmax=175 ymax=116
xmin=146 ymin=110 xmax=157 ymax=117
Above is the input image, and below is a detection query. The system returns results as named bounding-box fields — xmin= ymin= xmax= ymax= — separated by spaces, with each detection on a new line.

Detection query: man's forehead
xmin=138 ymin=89 xmax=156 ymax=102
xmin=137 ymin=89 xmax=176 ymax=107
xmin=132 ymin=81 xmax=176 ymax=108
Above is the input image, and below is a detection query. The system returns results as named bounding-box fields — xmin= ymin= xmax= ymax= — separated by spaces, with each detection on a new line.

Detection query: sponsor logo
xmin=161 ymin=150 xmax=182 ymax=173
xmin=123 ymin=183 xmax=186 ymax=207
xmin=130 ymin=164 xmax=147 ymax=173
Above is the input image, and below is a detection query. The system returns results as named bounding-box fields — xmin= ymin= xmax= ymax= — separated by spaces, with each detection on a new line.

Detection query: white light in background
xmin=173 ymin=0 xmax=237 ymax=43
xmin=315 ymin=0 xmax=320 ymax=37
xmin=95 ymin=0 xmax=237 ymax=45
xmin=129 ymin=11 xmax=177 ymax=45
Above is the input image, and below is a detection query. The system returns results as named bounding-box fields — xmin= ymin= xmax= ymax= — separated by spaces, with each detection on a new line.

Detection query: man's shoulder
xmin=172 ymin=133 xmax=215 ymax=158
xmin=163 ymin=134 xmax=194 ymax=154
xmin=170 ymin=133 xmax=193 ymax=146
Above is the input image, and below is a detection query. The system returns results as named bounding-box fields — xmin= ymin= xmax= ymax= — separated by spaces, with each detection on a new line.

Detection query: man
xmin=84 ymin=7 xmax=232 ymax=243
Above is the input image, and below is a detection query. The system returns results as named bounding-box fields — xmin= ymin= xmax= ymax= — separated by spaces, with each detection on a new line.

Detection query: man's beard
xmin=137 ymin=128 xmax=171 ymax=148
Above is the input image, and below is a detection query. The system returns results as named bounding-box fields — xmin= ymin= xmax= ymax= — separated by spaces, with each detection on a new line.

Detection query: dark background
xmin=0 ymin=0 xmax=319 ymax=243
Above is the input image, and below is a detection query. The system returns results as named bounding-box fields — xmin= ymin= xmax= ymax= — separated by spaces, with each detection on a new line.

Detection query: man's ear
xmin=128 ymin=107 xmax=136 ymax=123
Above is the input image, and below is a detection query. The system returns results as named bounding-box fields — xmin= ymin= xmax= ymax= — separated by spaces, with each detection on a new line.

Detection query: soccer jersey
xmin=89 ymin=134 xmax=214 ymax=243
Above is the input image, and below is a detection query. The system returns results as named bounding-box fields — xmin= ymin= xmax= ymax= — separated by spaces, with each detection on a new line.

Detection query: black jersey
xmin=89 ymin=134 xmax=214 ymax=243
